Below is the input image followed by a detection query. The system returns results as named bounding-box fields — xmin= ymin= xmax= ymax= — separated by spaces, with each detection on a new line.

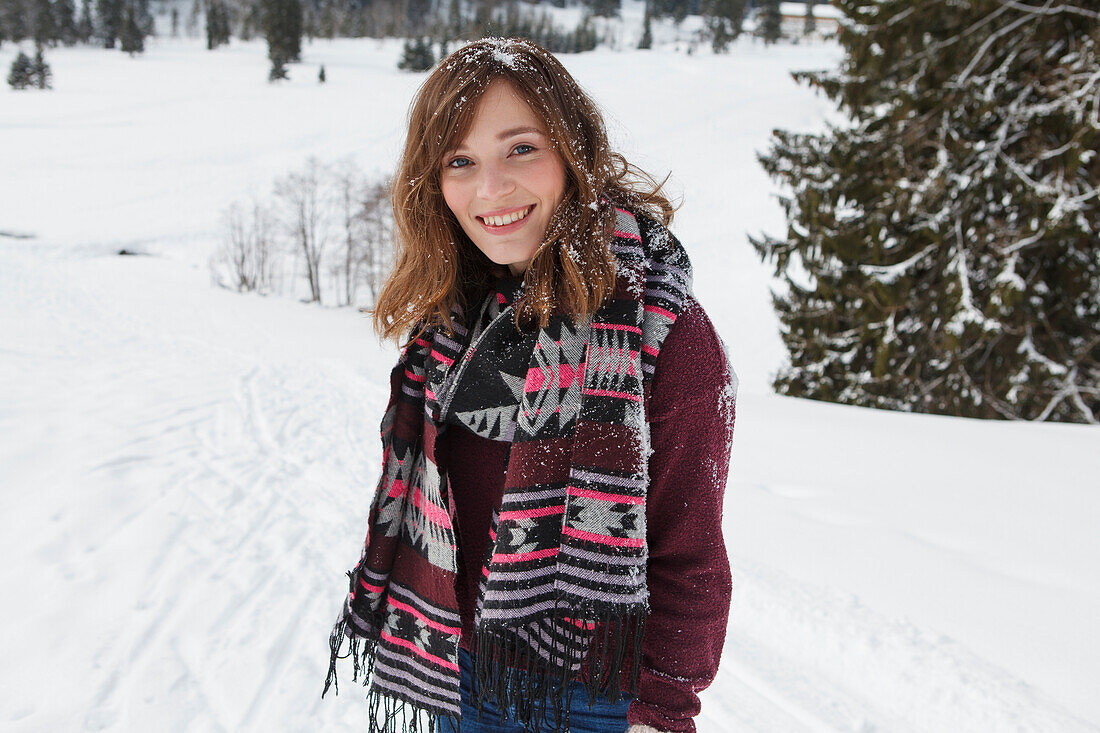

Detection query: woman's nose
xmin=476 ymin=162 xmax=515 ymax=201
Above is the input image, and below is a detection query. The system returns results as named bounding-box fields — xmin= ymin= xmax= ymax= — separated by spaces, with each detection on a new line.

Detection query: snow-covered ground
xmin=3 ymin=30 xmax=1099 ymax=733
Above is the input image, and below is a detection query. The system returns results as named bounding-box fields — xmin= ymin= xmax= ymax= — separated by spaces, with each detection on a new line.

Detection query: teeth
xmin=483 ymin=207 xmax=530 ymax=227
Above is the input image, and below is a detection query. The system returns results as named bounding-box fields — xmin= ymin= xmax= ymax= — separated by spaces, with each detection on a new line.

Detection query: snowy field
xmin=3 ymin=26 xmax=1100 ymax=733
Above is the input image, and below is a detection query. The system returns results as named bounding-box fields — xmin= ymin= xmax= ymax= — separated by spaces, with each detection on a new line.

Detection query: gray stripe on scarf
xmin=375 ymin=645 xmax=461 ymax=699
xmin=555 ymin=581 xmax=647 ymax=604
xmin=560 ymin=544 xmax=645 ymax=566
xmin=389 ymin=579 xmax=462 ymax=623
xmin=479 ymin=598 xmax=559 ymax=619
xmin=484 ymin=581 xmax=555 ymax=602
xmin=500 ymin=487 xmax=567 ymax=505
xmin=372 ymin=664 xmax=461 ymax=715
xmin=569 ymin=469 xmax=647 ymax=490
xmin=485 ymin=562 xmax=559 ymax=580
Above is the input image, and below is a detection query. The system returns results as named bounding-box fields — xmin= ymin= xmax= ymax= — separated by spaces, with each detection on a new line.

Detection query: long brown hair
xmin=373 ymin=37 xmax=676 ymax=343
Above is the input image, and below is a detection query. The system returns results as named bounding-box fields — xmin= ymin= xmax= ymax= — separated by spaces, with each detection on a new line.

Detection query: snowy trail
xmin=3 ymin=244 xmax=1096 ymax=732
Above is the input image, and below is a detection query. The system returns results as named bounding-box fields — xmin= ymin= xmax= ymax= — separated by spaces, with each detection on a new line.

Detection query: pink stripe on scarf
xmin=387 ymin=596 xmax=462 ymax=635
xmin=498 ymin=505 xmax=565 ymax=521
xmin=562 ymin=526 xmax=645 ymax=547
xmin=567 ymin=486 xmax=644 ymax=504
xmin=583 ymin=388 xmax=642 ymax=401
xmin=492 ymin=547 xmax=560 ymax=562
xmin=380 ymin=630 xmax=460 ymax=671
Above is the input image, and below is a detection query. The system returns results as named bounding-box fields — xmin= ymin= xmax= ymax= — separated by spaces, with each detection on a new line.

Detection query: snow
xmin=3 ymin=33 xmax=1100 ymax=733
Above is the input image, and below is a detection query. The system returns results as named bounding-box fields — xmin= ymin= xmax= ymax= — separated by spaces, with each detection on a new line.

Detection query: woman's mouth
xmin=477 ymin=205 xmax=534 ymax=230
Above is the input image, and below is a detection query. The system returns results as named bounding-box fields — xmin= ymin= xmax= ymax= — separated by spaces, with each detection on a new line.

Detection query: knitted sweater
xmin=436 ymin=294 xmax=736 ymax=733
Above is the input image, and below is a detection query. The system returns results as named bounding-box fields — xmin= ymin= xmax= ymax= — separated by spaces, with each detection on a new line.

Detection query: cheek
xmin=441 ymin=179 xmax=465 ymax=218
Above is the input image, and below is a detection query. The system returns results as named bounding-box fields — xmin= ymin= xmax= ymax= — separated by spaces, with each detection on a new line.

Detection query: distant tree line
xmin=0 ymin=0 xmax=151 ymax=51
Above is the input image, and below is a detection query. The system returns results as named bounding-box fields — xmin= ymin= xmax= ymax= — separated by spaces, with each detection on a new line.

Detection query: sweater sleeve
xmin=627 ymin=296 xmax=737 ymax=733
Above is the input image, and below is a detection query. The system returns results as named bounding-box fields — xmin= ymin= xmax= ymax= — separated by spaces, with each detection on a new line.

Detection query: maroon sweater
xmin=435 ymin=295 xmax=736 ymax=733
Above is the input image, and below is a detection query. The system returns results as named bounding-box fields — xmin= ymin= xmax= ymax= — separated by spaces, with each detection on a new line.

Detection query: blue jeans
xmin=435 ymin=647 xmax=633 ymax=733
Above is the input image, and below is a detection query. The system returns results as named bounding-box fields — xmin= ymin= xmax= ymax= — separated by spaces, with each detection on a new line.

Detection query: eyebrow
xmin=497 ymin=126 xmax=546 ymax=140
xmin=447 ymin=126 xmax=547 ymax=154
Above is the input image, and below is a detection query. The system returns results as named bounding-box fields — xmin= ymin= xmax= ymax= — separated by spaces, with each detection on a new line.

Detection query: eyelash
xmin=446 ymin=144 xmax=537 ymax=169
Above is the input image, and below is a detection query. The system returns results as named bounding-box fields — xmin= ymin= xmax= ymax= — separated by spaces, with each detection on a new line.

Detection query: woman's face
xmin=440 ymin=80 xmax=567 ymax=277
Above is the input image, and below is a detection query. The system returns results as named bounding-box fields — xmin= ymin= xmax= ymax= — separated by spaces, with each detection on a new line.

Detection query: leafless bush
xmin=214 ymin=157 xmax=394 ymax=309
xmin=275 ymin=157 xmax=334 ymax=304
xmin=329 ymin=164 xmax=394 ymax=307
xmin=210 ymin=198 xmax=276 ymax=293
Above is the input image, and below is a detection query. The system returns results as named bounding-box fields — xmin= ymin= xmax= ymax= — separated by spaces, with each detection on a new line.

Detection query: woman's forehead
xmin=447 ymin=80 xmax=550 ymax=147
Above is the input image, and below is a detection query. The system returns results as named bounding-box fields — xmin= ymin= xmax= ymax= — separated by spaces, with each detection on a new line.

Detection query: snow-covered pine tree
xmin=32 ymin=0 xmax=56 ymax=46
xmin=756 ymin=0 xmax=780 ymax=45
xmin=261 ymin=0 xmax=301 ymax=63
xmin=77 ymin=0 xmax=94 ymax=41
xmin=96 ymin=0 xmax=121 ymax=46
xmin=7 ymin=49 xmax=34 ymax=87
xmin=703 ymin=0 xmax=745 ymax=53
xmin=119 ymin=0 xmax=143 ymax=52
xmin=397 ymin=36 xmax=432 ymax=71
xmin=205 ymin=0 xmax=229 ymax=48
xmin=637 ymin=3 xmax=651 ymax=50
xmin=268 ymin=51 xmax=287 ymax=80
xmin=55 ymin=0 xmax=79 ymax=44
xmin=751 ymin=0 xmax=1100 ymax=424
xmin=31 ymin=45 xmax=51 ymax=86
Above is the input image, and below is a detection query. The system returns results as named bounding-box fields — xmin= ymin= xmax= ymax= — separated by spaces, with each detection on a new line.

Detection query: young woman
xmin=324 ymin=37 xmax=737 ymax=733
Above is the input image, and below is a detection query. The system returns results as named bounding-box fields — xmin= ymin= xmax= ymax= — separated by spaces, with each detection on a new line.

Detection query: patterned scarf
xmin=323 ymin=206 xmax=693 ymax=733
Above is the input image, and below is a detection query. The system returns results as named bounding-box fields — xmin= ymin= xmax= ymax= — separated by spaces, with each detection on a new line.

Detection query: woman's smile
xmin=476 ymin=204 xmax=535 ymax=231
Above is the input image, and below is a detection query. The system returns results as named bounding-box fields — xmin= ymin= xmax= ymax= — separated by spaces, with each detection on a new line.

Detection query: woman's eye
xmin=446 ymin=157 xmax=471 ymax=169
xmin=513 ymin=144 xmax=535 ymax=155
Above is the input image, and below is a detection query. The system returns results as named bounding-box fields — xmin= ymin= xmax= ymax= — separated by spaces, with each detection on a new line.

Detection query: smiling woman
xmin=323 ymin=37 xmax=737 ymax=733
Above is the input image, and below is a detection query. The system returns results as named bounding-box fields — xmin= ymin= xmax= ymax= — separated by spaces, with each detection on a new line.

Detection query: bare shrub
xmin=210 ymin=198 xmax=276 ymax=293
xmin=274 ymin=156 xmax=334 ymax=304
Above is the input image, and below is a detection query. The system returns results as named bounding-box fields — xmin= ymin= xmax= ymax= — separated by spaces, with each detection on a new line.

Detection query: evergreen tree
xmin=447 ymin=0 xmax=460 ymax=39
xmin=586 ymin=0 xmax=618 ymax=19
xmin=96 ymin=0 xmax=121 ymax=46
xmin=637 ymin=3 xmax=650 ymax=49
xmin=7 ymin=48 xmax=34 ymax=87
xmin=31 ymin=44 xmax=51 ymax=86
xmin=1 ymin=0 xmax=31 ymax=43
xmin=76 ymin=0 xmax=93 ymax=40
xmin=802 ymin=0 xmax=815 ymax=38
xmin=261 ymin=0 xmax=301 ymax=64
xmin=55 ymin=0 xmax=78 ymax=44
xmin=268 ymin=51 xmax=287 ymax=80
xmin=32 ymin=0 xmax=56 ymax=46
xmin=397 ymin=35 xmax=432 ymax=71
xmin=751 ymin=0 xmax=1100 ymax=423
xmin=756 ymin=0 xmax=780 ymax=45
xmin=205 ymin=0 xmax=229 ymax=48
xmin=118 ymin=0 xmax=143 ymax=52
xmin=703 ymin=0 xmax=743 ymax=53
xmin=170 ymin=6 xmax=177 ymax=35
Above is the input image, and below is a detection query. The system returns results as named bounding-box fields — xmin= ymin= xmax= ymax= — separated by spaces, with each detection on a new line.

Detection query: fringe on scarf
xmin=322 ymin=569 xmax=463 ymax=733
xmin=470 ymin=601 xmax=648 ymax=733
xmin=322 ymin=594 xmax=646 ymax=733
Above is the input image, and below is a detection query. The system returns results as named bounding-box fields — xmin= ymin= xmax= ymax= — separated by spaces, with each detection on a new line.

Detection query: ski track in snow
xmin=3 ymin=247 xmax=1096 ymax=733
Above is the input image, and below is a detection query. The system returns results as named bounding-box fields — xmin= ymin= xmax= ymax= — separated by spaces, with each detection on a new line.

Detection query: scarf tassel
xmin=470 ymin=603 xmax=647 ymax=733
xmin=323 ymin=568 xmax=463 ymax=733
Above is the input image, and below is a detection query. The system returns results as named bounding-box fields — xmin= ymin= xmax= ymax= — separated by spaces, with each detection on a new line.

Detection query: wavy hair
xmin=373 ymin=37 xmax=677 ymax=343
